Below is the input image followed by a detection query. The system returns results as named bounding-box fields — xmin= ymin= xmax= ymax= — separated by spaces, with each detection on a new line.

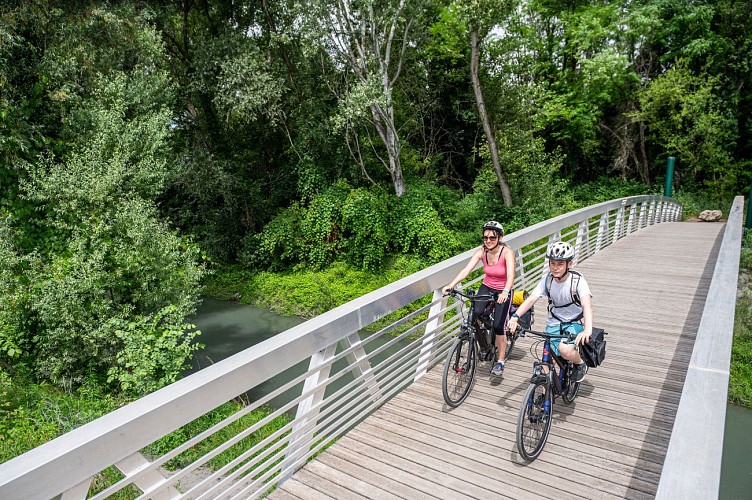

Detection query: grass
xmin=729 ymin=228 xmax=752 ymax=408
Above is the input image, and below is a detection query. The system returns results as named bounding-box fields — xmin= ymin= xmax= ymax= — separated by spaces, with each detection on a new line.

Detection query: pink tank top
xmin=482 ymin=247 xmax=509 ymax=290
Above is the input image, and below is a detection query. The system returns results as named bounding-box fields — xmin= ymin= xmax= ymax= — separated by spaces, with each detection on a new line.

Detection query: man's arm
xmin=507 ymin=293 xmax=539 ymax=331
xmin=575 ymin=293 xmax=593 ymax=346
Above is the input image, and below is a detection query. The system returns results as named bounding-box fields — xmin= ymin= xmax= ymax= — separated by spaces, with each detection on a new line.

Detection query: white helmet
xmin=482 ymin=220 xmax=504 ymax=235
xmin=546 ymin=241 xmax=574 ymax=261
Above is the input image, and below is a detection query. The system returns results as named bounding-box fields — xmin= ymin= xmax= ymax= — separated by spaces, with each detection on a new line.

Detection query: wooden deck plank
xmin=270 ymin=221 xmax=724 ymax=500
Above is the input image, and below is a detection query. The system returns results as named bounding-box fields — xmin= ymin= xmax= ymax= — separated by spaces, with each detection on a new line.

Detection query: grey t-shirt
xmin=533 ymin=271 xmax=592 ymax=327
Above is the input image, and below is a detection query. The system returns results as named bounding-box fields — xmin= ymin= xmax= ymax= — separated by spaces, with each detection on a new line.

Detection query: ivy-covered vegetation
xmin=0 ymin=0 xmax=750 ymax=467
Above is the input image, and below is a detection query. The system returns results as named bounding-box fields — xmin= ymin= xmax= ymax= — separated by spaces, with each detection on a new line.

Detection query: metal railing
xmin=656 ymin=196 xmax=743 ymax=499
xmin=0 ymin=196 xmax=681 ymax=499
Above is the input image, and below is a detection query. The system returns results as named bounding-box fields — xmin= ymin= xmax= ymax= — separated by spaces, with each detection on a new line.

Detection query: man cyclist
xmin=507 ymin=241 xmax=592 ymax=382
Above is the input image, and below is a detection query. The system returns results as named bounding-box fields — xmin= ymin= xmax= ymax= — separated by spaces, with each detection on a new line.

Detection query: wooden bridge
xmin=0 ymin=196 xmax=742 ymax=499
xmin=271 ymin=221 xmax=723 ymax=499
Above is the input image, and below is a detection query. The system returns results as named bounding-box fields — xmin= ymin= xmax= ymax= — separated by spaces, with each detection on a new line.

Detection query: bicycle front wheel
xmin=442 ymin=335 xmax=477 ymax=407
xmin=504 ymin=330 xmax=517 ymax=359
xmin=516 ymin=378 xmax=553 ymax=461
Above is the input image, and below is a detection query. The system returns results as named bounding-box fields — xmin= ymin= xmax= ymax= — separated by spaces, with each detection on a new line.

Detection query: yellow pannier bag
xmin=512 ymin=290 xmax=528 ymax=306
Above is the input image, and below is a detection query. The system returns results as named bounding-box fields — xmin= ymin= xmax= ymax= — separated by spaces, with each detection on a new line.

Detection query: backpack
xmin=544 ymin=270 xmax=583 ymax=323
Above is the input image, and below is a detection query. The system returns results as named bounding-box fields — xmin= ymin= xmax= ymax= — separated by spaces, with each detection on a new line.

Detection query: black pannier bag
xmin=510 ymin=304 xmax=534 ymax=330
xmin=580 ymin=327 xmax=607 ymax=368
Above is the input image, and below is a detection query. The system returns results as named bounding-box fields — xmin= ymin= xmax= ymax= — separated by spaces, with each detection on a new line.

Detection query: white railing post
xmin=574 ymin=220 xmax=589 ymax=264
xmin=60 ymin=480 xmax=92 ymax=500
xmin=114 ymin=454 xmax=180 ymax=500
xmin=613 ymin=205 xmax=625 ymax=242
xmin=657 ymin=200 xmax=665 ymax=223
xmin=514 ymin=248 xmax=526 ymax=286
xmin=648 ymin=201 xmax=656 ymax=225
xmin=341 ymin=333 xmax=382 ymax=402
xmin=282 ymin=343 xmax=338 ymax=477
xmin=595 ymin=213 xmax=608 ymax=252
xmin=415 ymin=290 xmax=447 ymax=381
xmin=627 ymin=204 xmax=637 ymax=234
xmin=639 ymin=201 xmax=647 ymax=229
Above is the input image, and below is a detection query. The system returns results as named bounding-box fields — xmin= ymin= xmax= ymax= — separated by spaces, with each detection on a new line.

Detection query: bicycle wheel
xmin=516 ymin=378 xmax=553 ymax=461
xmin=504 ymin=329 xmax=517 ymax=359
xmin=442 ymin=335 xmax=478 ymax=407
xmin=562 ymin=364 xmax=581 ymax=404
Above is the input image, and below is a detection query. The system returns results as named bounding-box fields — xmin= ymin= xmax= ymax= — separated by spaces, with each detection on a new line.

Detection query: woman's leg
xmin=494 ymin=290 xmax=512 ymax=362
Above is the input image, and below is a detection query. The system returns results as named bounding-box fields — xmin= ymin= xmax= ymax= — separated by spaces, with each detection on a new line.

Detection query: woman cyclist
xmin=442 ymin=221 xmax=515 ymax=376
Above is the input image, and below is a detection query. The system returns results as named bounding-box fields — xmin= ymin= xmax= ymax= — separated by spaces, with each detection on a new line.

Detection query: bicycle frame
xmin=441 ymin=288 xmax=497 ymax=407
xmin=532 ymin=336 xmax=573 ymax=400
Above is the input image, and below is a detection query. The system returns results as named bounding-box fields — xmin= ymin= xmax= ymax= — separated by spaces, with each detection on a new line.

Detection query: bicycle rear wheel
xmin=516 ymin=378 xmax=553 ymax=461
xmin=562 ymin=364 xmax=581 ymax=404
xmin=442 ymin=335 xmax=477 ymax=407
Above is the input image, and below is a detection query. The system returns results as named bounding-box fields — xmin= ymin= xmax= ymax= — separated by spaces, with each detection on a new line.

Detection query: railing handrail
xmin=656 ymin=196 xmax=743 ymax=499
xmin=0 ymin=195 xmax=681 ymax=499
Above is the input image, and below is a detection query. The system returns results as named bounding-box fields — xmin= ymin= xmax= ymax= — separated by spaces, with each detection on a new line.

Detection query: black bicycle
xmin=441 ymin=288 xmax=520 ymax=407
xmin=515 ymin=327 xmax=582 ymax=461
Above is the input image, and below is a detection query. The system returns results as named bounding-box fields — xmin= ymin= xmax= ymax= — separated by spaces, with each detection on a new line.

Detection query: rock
xmin=698 ymin=210 xmax=722 ymax=221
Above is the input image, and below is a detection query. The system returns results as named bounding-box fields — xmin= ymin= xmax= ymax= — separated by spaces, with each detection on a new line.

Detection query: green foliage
xmin=0 ymin=371 xmax=126 ymax=462
xmin=636 ymin=65 xmax=739 ymax=197
xmin=570 ymin=177 xmax=653 ymax=205
xmin=0 ymin=38 xmax=207 ymax=396
xmin=143 ymin=401 xmax=291 ymax=472
xmin=206 ymin=256 xmax=426 ymax=318
xmin=672 ymin=188 xmax=734 ymax=219
xmin=390 ymin=190 xmax=461 ymax=262
xmin=108 ymin=306 xmax=203 ymax=395
xmin=340 ymin=188 xmax=391 ymax=271
xmin=730 ymin=229 xmax=752 ymax=407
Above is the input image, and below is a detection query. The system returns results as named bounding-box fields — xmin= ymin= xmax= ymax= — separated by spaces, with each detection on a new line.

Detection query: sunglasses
xmin=482 ymin=235 xmax=498 ymax=241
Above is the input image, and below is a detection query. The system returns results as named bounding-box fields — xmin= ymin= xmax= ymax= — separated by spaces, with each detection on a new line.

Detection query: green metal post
xmin=664 ymin=157 xmax=675 ymax=197
xmin=746 ymin=185 xmax=752 ymax=228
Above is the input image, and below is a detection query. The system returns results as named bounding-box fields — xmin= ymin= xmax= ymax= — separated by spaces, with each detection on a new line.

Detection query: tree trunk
xmin=370 ymin=84 xmax=406 ymax=197
xmin=470 ymin=30 xmax=512 ymax=207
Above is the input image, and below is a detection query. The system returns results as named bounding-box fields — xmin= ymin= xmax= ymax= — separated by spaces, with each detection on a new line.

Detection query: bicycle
xmin=441 ymin=288 xmax=519 ymax=407
xmin=515 ymin=327 xmax=582 ymax=462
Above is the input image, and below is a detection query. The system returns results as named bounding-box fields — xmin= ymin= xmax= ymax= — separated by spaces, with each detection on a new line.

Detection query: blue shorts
xmin=546 ymin=323 xmax=584 ymax=356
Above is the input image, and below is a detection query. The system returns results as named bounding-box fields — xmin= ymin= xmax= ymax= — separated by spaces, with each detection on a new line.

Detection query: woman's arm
xmin=442 ymin=248 xmax=483 ymax=294
xmin=498 ymin=246 xmax=516 ymax=303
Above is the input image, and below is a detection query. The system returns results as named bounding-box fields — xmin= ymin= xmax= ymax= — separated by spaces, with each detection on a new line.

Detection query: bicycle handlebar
xmin=444 ymin=287 xmax=496 ymax=302
xmin=517 ymin=327 xmax=578 ymax=341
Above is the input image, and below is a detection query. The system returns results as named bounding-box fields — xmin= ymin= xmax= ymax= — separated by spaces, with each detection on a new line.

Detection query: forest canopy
xmin=0 ymin=0 xmax=750 ymax=395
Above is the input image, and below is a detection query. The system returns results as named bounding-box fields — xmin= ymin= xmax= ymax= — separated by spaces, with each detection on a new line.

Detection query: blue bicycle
xmin=515 ymin=327 xmax=582 ymax=461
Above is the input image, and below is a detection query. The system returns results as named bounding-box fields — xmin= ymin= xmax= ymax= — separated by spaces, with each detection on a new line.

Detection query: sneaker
xmin=490 ymin=361 xmax=505 ymax=376
xmin=573 ymin=362 xmax=588 ymax=382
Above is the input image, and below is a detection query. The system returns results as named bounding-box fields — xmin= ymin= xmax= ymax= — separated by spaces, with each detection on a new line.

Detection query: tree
xmin=636 ymin=64 xmax=738 ymax=196
xmin=300 ymin=0 xmax=426 ymax=196
xmin=0 ymin=2 xmax=207 ymax=395
xmin=459 ymin=0 xmax=516 ymax=206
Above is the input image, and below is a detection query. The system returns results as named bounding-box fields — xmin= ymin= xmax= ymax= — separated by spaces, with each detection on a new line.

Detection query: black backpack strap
xmin=547 ymin=271 xmax=584 ymax=323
